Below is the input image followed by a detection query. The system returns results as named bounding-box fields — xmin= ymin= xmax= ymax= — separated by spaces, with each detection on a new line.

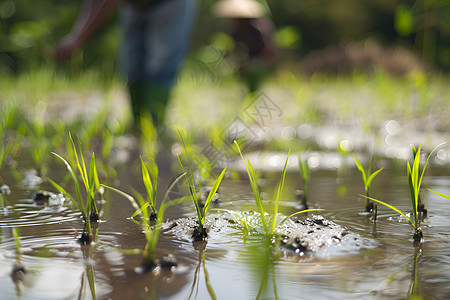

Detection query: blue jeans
xmin=120 ymin=0 xmax=197 ymax=88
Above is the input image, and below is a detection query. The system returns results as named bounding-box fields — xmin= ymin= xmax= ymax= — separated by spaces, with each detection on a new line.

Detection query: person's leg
xmin=120 ymin=6 xmax=146 ymax=126
xmin=140 ymin=0 xmax=197 ymax=127
xmin=121 ymin=0 xmax=198 ymax=128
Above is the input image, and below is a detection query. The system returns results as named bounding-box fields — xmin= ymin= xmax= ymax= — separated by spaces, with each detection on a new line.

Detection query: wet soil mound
xmin=164 ymin=212 xmax=374 ymax=257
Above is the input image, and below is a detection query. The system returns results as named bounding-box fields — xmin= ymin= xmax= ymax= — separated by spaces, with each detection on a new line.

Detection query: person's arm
xmin=53 ymin=0 xmax=121 ymax=62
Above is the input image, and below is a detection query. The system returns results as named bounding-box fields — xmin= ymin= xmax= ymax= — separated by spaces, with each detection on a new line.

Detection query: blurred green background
xmin=1 ymin=0 xmax=450 ymax=77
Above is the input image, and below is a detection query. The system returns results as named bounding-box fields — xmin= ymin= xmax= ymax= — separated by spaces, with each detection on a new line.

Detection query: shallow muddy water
xmin=1 ymin=149 xmax=450 ymax=300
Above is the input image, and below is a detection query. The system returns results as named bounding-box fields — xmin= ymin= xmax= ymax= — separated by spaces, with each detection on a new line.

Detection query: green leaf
xmin=202 ymin=166 xmax=227 ymax=225
xmin=363 ymin=195 xmax=416 ymax=229
xmin=353 ymin=154 xmax=367 ymax=184
xmin=131 ymin=202 xmax=151 ymax=219
xmin=177 ymin=154 xmax=202 ymax=229
xmin=48 ymin=178 xmax=79 ymax=211
xmin=101 ymin=184 xmax=140 ymax=213
xmin=52 ymin=151 xmax=86 ymax=218
xmin=141 ymin=157 xmax=156 ymax=209
xmin=366 ymin=167 xmax=384 ymax=187
xmin=428 ymin=189 xmax=450 ymax=201
xmin=270 ymin=150 xmax=290 ymax=235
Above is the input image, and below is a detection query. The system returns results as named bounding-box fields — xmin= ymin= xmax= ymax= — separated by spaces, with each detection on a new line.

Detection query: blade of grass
xmin=363 ymin=195 xmax=415 ymax=229
xmin=201 ymin=166 xmax=227 ymax=226
xmin=177 ymin=155 xmax=203 ymax=227
xmin=141 ymin=156 xmax=156 ymax=210
xmin=428 ymin=189 xmax=450 ymax=200
xmin=52 ymin=152 xmax=86 ymax=218
xmin=270 ymin=150 xmax=290 ymax=235
xmin=48 ymin=178 xmax=80 ymax=211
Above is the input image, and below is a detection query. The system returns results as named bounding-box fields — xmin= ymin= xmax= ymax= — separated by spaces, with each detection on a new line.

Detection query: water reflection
xmin=187 ymin=241 xmax=217 ymax=300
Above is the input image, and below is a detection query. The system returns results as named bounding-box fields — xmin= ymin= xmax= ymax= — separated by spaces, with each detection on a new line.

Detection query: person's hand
xmin=53 ymin=33 xmax=86 ymax=63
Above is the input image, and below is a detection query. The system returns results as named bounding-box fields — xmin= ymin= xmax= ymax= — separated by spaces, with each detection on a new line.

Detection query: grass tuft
xmin=177 ymin=133 xmax=227 ymax=241
xmin=354 ymin=151 xmax=383 ymax=213
xmin=235 ymin=141 xmax=323 ymax=237
xmin=49 ymin=133 xmax=101 ymax=244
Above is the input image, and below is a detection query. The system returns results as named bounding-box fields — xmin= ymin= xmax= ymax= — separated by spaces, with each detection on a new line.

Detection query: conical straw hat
xmin=212 ymin=0 xmax=266 ymax=18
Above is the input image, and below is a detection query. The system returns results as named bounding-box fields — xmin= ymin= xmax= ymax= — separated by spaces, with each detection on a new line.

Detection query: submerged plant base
xmin=192 ymin=226 xmax=208 ymax=242
xmin=160 ymin=254 xmax=178 ymax=270
xmin=89 ymin=213 xmax=100 ymax=223
xmin=418 ymin=204 xmax=427 ymax=218
xmin=78 ymin=232 xmax=92 ymax=245
xmin=149 ymin=211 xmax=158 ymax=222
xmin=294 ymin=189 xmax=308 ymax=209
xmin=413 ymin=229 xmax=423 ymax=243
xmin=365 ymin=201 xmax=374 ymax=213
xmin=11 ymin=263 xmax=26 ymax=284
xmin=135 ymin=259 xmax=157 ymax=274
xmin=135 ymin=255 xmax=178 ymax=274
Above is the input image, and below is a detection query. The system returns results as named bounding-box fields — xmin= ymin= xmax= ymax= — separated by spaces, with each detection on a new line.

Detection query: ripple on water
xmin=0 ymin=200 xmax=81 ymax=228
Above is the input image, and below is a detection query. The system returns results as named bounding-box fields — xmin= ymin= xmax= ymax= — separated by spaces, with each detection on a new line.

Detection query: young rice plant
xmin=354 ymin=152 xmax=383 ymax=214
xmin=235 ymin=141 xmax=323 ymax=237
xmin=364 ymin=144 xmax=442 ymax=242
xmin=178 ymin=132 xmax=227 ymax=241
xmin=102 ymin=172 xmax=186 ymax=271
xmin=49 ymin=134 xmax=101 ymax=244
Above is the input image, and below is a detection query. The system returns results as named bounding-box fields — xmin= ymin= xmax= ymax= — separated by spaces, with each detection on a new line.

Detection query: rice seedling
xmin=102 ymin=172 xmax=186 ymax=272
xmin=177 ymin=132 xmax=227 ymax=241
xmin=411 ymin=146 xmax=427 ymax=215
xmin=234 ymin=141 xmax=323 ymax=237
xmin=177 ymin=156 xmax=227 ymax=242
xmin=354 ymin=152 xmax=383 ymax=214
xmin=298 ymin=154 xmax=310 ymax=209
xmin=49 ymin=133 xmax=101 ymax=244
xmin=364 ymin=144 xmax=442 ymax=242
xmin=139 ymin=156 xmax=158 ymax=221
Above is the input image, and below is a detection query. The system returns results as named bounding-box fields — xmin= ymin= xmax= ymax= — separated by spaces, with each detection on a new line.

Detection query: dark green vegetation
xmin=2 ymin=0 xmax=450 ymax=79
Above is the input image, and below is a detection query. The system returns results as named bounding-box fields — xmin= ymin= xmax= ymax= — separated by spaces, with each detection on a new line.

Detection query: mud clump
xmin=32 ymin=191 xmax=65 ymax=206
xmin=164 ymin=212 xmax=373 ymax=257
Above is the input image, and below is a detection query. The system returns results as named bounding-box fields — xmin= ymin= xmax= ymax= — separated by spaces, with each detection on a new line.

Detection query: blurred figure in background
xmin=53 ymin=0 xmax=198 ymax=129
xmin=213 ymin=0 xmax=276 ymax=92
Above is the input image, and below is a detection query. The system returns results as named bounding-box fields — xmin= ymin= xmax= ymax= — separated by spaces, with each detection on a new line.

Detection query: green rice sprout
xmin=411 ymin=145 xmax=427 ymax=215
xmin=102 ymin=173 xmax=186 ymax=270
xmin=177 ymin=131 xmax=227 ymax=241
xmin=428 ymin=189 xmax=450 ymax=201
xmin=363 ymin=143 xmax=443 ymax=242
xmin=354 ymin=152 xmax=383 ymax=213
xmin=177 ymin=154 xmax=227 ymax=241
xmin=298 ymin=154 xmax=310 ymax=208
xmin=140 ymin=156 xmax=158 ymax=220
xmin=235 ymin=141 xmax=323 ymax=236
xmin=49 ymin=133 xmax=101 ymax=244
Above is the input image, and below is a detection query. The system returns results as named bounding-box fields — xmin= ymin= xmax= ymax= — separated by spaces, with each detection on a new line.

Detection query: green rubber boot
xmin=128 ymin=82 xmax=171 ymax=129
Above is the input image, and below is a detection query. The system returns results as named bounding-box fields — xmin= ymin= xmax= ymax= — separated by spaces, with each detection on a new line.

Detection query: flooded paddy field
xmin=2 ymin=70 xmax=450 ymax=299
